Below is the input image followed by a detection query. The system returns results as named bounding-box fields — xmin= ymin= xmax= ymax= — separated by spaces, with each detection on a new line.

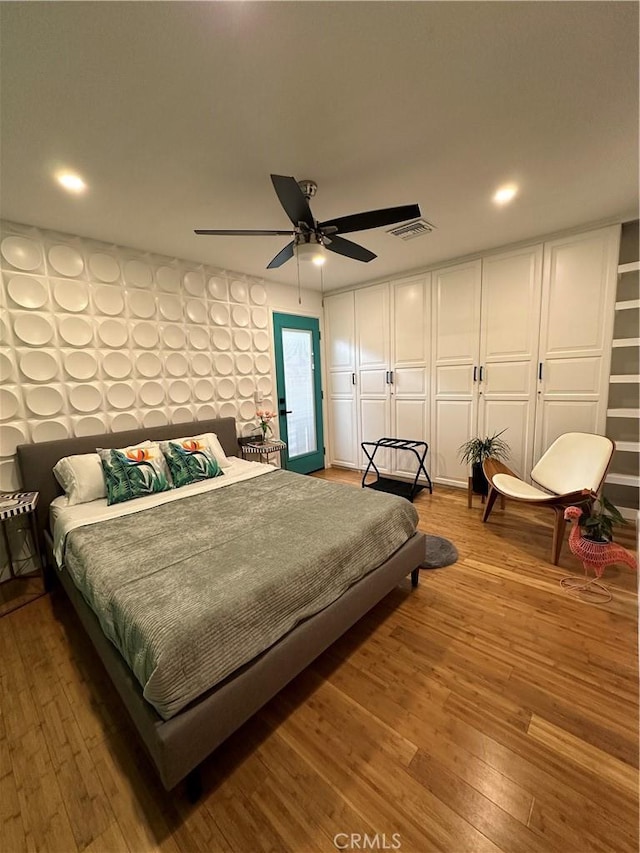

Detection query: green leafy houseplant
xmin=458 ymin=429 xmax=511 ymax=495
xmin=580 ymin=494 xmax=627 ymax=542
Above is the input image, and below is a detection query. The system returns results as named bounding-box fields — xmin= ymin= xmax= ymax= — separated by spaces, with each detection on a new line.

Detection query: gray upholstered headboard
xmin=16 ymin=417 xmax=240 ymax=549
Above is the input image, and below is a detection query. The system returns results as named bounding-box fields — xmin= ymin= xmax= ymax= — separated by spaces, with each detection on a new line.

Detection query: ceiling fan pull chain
xmin=296 ymin=252 xmax=301 ymax=305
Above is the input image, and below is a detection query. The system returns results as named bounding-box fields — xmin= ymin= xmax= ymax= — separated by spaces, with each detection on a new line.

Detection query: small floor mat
xmin=421 ymin=534 xmax=459 ymax=569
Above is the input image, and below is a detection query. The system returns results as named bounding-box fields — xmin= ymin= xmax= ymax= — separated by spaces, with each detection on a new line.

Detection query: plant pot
xmin=471 ymin=461 xmax=489 ymax=496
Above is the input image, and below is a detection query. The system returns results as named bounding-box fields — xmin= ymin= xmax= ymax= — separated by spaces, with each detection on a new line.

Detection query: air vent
xmin=387 ymin=219 xmax=435 ymax=240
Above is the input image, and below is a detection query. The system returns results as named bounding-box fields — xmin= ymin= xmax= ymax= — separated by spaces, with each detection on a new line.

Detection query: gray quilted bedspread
xmin=63 ymin=470 xmax=418 ymax=719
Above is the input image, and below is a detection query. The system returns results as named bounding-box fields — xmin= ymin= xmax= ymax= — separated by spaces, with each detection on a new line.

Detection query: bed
xmin=17 ymin=417 xmax=425 ymax=794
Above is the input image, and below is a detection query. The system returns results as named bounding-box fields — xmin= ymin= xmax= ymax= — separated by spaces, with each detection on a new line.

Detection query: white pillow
xmin=53 ymin=442 xmax=152 ymax=505
xmin=177 ymin=433 xmax=232 ymax=468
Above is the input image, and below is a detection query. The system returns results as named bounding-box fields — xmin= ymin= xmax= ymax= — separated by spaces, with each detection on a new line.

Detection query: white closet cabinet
xmin=325 ymin=291 xmax=358 ymax=468
xmin=431 ymin=260 xmax=482 ymax=486
xmin=355 ymin=284 xmax=391 ymax=470
xmin=534 ymin=225 xmax=619 ymax=459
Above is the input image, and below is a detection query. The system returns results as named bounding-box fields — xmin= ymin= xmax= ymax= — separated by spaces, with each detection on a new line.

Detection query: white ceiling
xmin=1 ymin=2 xmax=638 ymax=291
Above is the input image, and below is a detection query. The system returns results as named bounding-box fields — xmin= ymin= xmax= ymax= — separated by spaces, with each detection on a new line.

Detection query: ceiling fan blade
xmin=266 ymin=241 xmax=295 ymax=269
xmin=271 ymin=174 xmax=315 ymax=229
xmin=325 ymin=235 xmax=376 ymax=263
xmin=194 ymin=229 xmax=293 ymax=236
xmin=319 ymin=204 xmax=421 ymax=235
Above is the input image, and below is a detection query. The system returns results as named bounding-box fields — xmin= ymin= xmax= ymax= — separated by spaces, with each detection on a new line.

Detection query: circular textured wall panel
xmin=210 ymin=303 xmax=229 ymax=326
xmin=53 ymin=280 xmax=89 ymax=313
xmin=239 ymin=399 xmax=257 ymax=420
xmin=216 ymin=377 xmax=236 ymax=400
xmin=214 ymin=353 xmax=233 ymax=376
xmin=13 ymin=313 xmax=55 ymax=346
xmin=184 ymin=271 xmax=205 ymax=296
xmin=156 ymin=266 xmax=180 ymax=293
xmin=89 ymin=253 xmax=120 ymax=283
xmin=191 ymin=353 xmax=211 ymax=376
xmin=139 ymin=381 xmax=165 ymax=406
xmin=0 ymin=389 xmax=20 ymax=421
xmin=59 ymin=316 xmax=93 ymax=347
xmin=257 ymin=376 xmax=273 ymax=395
xmin=98 ymin=319 xmax=128 ymax=348
xmin=21 ymin=350 xmax=59 ymax=382
xmin=211 ymin=328 xmax=231 ymax=351
xmin=124 ymin=260 xmax=153 ymax=288
xmin=132 ymin=322 xmax=159 ymax=349
xmin=207 ymin=276 xmax=227 ymax=300
xmin=48 ymin=245 xmax=84 ymax=277
xmin=69 ymin=384 xmax=103 ymax=413
xmin=196 ymin=404 xmax=217 ymax=420
xmin=136 ymin=352 xmax=162 ymax=377
xmin=235 ymin=353 xmax=253 ymax=375
xmin=128 ymin=290 xmax=156 ymax=319
xmin=143 ymin=410 xmax=168 ymax=428
xmin=194 ymin=379 xmax=214 ymax=402
xmin=7 ymin=275 xmax=48 ymax=309
xmin=0 ymin=423 xmax=28 ymax=457
xmin=251 ymin=307 xmax=268 ymax=328
xmin=171 ymin=407 xmax=193 ymax=424
xmin=106 ymin=383 xmax=136 ymax=410
xmin=32 ymin=420 xmax=69 ymax=443
xmin=0 ymin=459 xmax=22 ymax=491
xmin=232 ymin=305 xmax=250 ymax=327
xmin=255 ymin=354 xmax=271 ymax=374
xmin=111 ymin=412 xmax=139 ymax=432
xmin=103 ymin=351 xmax=132 ymax=379
xmin=168 ymin=380 xmax=190 ymax=404
xmin=188 ymin=326 xmax=209 ymax=350
xmin=73 ymin=415 xmax=107 ymax=437
xmin=159 ymin=295 xmax=182 ymax=322
xmin=0 ymin=353 xmax=13 ymax=382
xmin=250 ymin=284 xmax=267 ymax=305
xmin=25 ymin=386 xmax=64 ymax=417
xmin=237 ymin=377 xmax=255 ymax=398
xmin=0 ymin=317 xmax=8 ymax=346
xmin=94 ymin=285 xmax=125 ymax=316
xmin=230 ymin=280 xmax=248 ymax=303
xmin=218 ymin=402 xmax=237 ymax=419
xmin=162 ymin=326 xmax=186 ymax=350
xmin=166 ymin=352 xmax=188 ymax=377
xmin=233 ymin=329 xmax=252 ymax=351
xmin=253 ymin=330 xmax=270 ymax=352
xmin=1 ymin=236 xmax=42 ymax=271
xmin=64 ymin=350 xmax=97 ymax=380
xmin=186 ymin=299 xmax=207 ymax=324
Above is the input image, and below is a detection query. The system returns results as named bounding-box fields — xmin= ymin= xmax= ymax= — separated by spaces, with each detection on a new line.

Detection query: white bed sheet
xmin=51 ymin=456 xmax=274 ymax=567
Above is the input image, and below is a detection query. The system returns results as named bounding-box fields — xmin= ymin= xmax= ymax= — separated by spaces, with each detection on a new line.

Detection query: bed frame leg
xmin=185 ymin=768 xmax=202 ymax=803
xmin=411 ymin=568 xmax=420 ymax=588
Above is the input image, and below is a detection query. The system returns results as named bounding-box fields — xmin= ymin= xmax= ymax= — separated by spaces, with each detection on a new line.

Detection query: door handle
xmin=538 ymin=362 xmax=543 ymax=381
xmin=279 ymin=409 xmax=292 ymax=415
xmin=352 ymin=373 xmax=356 ymax=385
xmin=389 ymin=370 xmax=394 ymax=384
xmin=479 ymin=365 xmax=484 ymax=382
xmin=473 ymin=366 xmax=477 ymax=382
xmin=385 ymin=371 xmax=390 ymax=384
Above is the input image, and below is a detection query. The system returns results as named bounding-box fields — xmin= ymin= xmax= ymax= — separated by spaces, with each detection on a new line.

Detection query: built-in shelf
xmin=612 ymin=338 xmax=640 ymax=348
xmin=615 ymin=441 xmax=640 ymax=453
xmin=615 ymin=299 xmax=640 ymax=311
xmin=606 ymin=473 xmax=640 ymax=487
xmin=610 ymin=374 xmax=640 ymax=383
xmin=607 ymin=408 xmax=640 ymax=418
xmin=618 ymin=506 xmax=639 ymax=522
xmin=618 ymin=261 xmax=640 ymax=274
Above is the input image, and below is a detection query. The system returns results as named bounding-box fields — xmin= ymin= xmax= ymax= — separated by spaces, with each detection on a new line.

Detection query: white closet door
xmin=324 ymin=292 xmax=358 ymax=467
xmin=391 ymin=274 xmax=430 ymax=477
xmin=356 ymin=284 xmax=391 ymax=469
xmin=477 ymin=245 xmax=543 ymax=478
xmin=431 ymin=260 xmax=481 ymax=486
xmin=534 ymin=225 xmax=619 ymax=461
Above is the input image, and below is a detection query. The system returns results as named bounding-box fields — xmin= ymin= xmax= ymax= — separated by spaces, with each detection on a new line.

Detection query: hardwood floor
xmin=1 ymin=469 xmax=638 ymax=853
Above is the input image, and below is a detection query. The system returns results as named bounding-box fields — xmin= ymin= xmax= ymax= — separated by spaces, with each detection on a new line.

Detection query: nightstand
xmin=0 ymin=491 xmax=46 ymax=616
xmin=240 ymin=439 xmax=287 ymax=469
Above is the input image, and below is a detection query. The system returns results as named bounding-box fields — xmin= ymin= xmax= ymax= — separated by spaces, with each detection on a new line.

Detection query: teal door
xmin=273 ymin=312 xmax=325 ymax=474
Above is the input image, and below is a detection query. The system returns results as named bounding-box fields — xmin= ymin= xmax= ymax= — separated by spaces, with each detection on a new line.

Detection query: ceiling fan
xmin=195 ymin=174 xmax=421 ymax=269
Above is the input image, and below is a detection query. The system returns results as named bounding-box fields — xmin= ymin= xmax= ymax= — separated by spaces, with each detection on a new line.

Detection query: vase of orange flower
xmin=256 ymin=409 xmax=276 ymax=443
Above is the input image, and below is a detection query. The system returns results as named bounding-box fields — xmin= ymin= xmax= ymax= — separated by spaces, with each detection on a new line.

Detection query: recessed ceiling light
xmin=493 ymin=184 xmax=518 ymax=205
xmin=56 ymin=171 xmax=87 ymax=193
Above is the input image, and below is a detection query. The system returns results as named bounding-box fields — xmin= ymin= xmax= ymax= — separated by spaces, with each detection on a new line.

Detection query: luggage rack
xmin=361 ymin=438 xmax=433 ymax=503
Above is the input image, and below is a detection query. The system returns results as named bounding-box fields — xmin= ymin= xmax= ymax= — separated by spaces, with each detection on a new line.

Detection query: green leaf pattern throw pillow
xmin=161 ymin=438 xmax=223 ymax=488
xmin=98 ymin=443 xmax=173 ymax=505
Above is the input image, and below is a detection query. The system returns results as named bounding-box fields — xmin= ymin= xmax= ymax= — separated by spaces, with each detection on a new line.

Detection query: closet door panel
xmin=360 ymin=397 xmax=391 ymax=471
xmin=328 ymin=398 xmax=358 ymax=468
xmin=393 ymin=277 xmax=429 ymax=365
xmin=360 ymin=369 xmax=388 ymax=397
xmin=543 ymin=357 xmax=602 ymax=398
xmin=394 ymin=399 xmax=428 ymax=476
xmin=329 ymin=371 xmax=355 ymax=396
xmin=432 ymin=399 xmax=475 ymax=486
xmin=481 ymin=362 xmax=533 ymax=396
xmin=435 ymin=365 xmax=474 ymax=396
xmin=534 ymin=400 xmax=600 ymax=463
xmin=356 ymin=284 xmax=390 ymax=370
xmin=394 ymin=367 xmax=426 ymax=396
xmin=478 ymin=399 xmax=531 ymax=479
xmin=325 ymin=292 xmax=355 ymax=371
xmin=433 ymin=262 xmax=482 ymax=364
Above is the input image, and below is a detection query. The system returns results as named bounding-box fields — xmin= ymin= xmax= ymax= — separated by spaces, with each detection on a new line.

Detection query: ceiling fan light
xmin=295 ymin=241 xmax=326 ymax=265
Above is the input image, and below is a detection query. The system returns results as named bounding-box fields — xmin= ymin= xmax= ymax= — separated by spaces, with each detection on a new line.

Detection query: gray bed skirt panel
xmin=50 ymin=529 xmax=425 ymax=790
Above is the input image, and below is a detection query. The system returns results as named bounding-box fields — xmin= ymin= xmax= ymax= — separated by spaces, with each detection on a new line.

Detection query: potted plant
xmin=579 ymin=494 xmax=628 ymax=542
xmin=458 ymin=429 xmax=510 ymax=496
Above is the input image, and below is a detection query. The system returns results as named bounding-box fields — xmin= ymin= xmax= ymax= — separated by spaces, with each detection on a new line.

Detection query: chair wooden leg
xmin=482 ymin=486 xmax=500 ymax=522
xmin=551 ymin=508 xmax=567 ymax=565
